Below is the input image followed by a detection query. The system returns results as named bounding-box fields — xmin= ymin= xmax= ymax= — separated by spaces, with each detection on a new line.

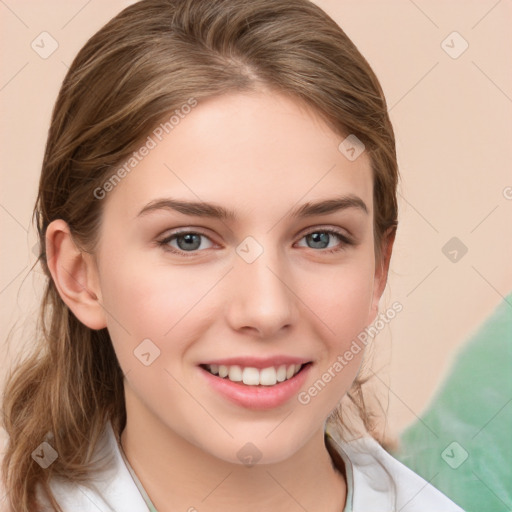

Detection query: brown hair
xmin=1 ymin=0 xmax=399 ymax=510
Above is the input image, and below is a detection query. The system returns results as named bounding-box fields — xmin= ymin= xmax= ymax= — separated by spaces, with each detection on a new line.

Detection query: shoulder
xmin=326 ymin=427 xmax=466 ymax=512
xmin=35 ymin=423 xmax=148 ymax=512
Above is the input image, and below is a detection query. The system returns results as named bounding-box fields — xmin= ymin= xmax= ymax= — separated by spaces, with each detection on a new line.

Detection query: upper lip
xmin=199 ymin=356 xmax=313 ymax=370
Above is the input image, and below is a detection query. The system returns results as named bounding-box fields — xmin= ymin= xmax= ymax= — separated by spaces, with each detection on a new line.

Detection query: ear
xmin=368 ymin=227 xmax=396 ymax=325
xmin=45 ymin=219 xmax=107 ymax=330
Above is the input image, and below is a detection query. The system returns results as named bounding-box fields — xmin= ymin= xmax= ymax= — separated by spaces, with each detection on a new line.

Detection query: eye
xmin=158 ymin=230 xmax=214 ymax=256
xmin=157 ymin=227 xmax=354 ymax=257
xmin=296 ymin=229 xmax=353 ymax=253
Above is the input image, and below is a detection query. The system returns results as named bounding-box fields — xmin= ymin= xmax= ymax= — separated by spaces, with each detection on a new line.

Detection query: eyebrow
xmin=136 ymin=194 xmax=368 ymax=220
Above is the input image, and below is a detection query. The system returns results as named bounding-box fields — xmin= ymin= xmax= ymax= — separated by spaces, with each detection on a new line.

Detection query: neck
xmin=120 ymin=390 xmax=347 ymax=512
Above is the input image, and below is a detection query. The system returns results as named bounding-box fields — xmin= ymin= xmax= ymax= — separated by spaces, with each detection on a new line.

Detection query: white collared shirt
xmin=35 ymin=421 xmax=465 ymax=511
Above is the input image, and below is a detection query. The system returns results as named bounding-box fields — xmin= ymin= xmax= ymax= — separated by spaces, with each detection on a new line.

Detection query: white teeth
xmin=276 ymin=364 xmax=287 ymax=382
xmin=243 ymin=367 xmax=261 ymax=385
xmin=259 ymin=367 xmax=277 ymax=386
xmin=286 ymin=365 xmax=296 ymax=379
xmin=228 ymin=365 xmax=242 ymax=382
xmin=205 ymin=363 xmax=304 ymax=386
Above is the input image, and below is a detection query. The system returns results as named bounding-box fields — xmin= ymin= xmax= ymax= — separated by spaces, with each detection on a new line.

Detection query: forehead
xmin=102 ymin=91 xmax=373 ymax=224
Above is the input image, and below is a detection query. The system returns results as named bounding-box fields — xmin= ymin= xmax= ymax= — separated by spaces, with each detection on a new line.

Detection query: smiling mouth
xmin=199 ymin=362 xmax=312 ymax=387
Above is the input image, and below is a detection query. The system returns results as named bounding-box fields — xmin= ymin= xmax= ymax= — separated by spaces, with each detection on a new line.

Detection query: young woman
xmin=1 ymin=0 xmax=465 ymax=510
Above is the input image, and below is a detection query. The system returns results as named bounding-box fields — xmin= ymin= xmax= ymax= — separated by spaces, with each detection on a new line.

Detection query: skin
xmin=46 ymin=90 xmax=394 ymax=512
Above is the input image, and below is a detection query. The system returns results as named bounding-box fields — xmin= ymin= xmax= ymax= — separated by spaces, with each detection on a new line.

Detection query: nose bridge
xmin=227 ymin=235 xmax=297 ymax=335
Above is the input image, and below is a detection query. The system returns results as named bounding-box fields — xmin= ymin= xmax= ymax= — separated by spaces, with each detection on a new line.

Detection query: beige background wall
xmin=1 ymin=0 xmax=511 ymax=464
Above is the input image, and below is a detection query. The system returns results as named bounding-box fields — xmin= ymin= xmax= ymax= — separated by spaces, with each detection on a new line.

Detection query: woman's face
xmin=90 ymin=90 xmax=389 ymax=463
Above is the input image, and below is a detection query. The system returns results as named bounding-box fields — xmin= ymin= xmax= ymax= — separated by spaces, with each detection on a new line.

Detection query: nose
xmin=225 ymin=243 xmax=299 ymax=338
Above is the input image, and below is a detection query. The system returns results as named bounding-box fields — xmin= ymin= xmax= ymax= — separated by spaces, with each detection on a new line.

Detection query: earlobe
xmin=368 ymin=227 xmax=396 ymax=324
xmin=45 ymin=219 xmax=107 ymax=330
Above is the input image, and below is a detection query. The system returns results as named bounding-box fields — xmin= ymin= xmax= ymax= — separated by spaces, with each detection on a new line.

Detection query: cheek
xmin=301 ymin=257 xmax=375 ymax=343
xmin=293 ymin=262 xmax=375 ymax=414
xmin=98 ymin=255 xmax=220 ymax=367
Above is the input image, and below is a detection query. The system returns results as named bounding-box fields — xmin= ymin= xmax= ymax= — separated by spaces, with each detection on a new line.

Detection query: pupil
xmin=309 ymin=232 xmax=328 ymax=249
xmin=178 ymin=233 xmax=200 ymax=251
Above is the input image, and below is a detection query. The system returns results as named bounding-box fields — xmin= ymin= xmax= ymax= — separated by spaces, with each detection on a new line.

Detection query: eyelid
xmin=157 ymin=228 xmax=217 ymax=253
xmin=157 ymin=225 xmax=355 ymax=256
xmin=293 ymin=224 xmax=355 ymax=250
xmin=298 ymin=224 xmax=352 ymax=240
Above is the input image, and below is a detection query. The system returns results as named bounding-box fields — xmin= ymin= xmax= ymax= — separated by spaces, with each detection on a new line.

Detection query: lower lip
xmin=198 ymin=363 xmax=313 ymax=410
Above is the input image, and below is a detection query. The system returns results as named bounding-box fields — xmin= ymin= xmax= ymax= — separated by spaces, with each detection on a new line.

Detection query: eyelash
xmin=157 ymin=228 xmax=354 ymax=257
